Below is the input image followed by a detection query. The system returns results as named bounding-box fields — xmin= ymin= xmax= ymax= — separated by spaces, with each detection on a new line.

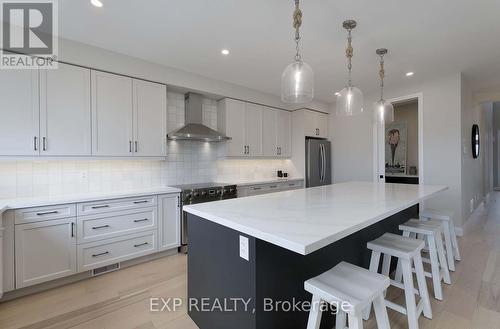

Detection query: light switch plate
xmin=239 ymin=235 xmax=249 ymax=261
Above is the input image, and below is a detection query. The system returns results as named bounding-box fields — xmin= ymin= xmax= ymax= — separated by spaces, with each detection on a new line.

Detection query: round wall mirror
xmin=472 ymin=124 xmax=480 ymax=159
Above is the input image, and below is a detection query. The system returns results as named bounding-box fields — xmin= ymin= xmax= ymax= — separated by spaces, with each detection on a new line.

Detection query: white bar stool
xmin=419 ymin=209 xmax=461 ymax=272
xmin=365 ymin=233 xmax=432 ymax=329
xmin=305 ymin=261 xmax=391 ymax=329
xmin=397 ymin=219 xmax=451 ymax=300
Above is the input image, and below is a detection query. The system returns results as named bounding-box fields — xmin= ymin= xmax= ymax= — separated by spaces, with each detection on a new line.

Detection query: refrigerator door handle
xmin=320 ymin=144 xmax=325 ymax=182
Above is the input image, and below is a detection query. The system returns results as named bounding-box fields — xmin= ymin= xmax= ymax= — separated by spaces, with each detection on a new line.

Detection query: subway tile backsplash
xmin=0 ymin=92 xmax=298 ymax=199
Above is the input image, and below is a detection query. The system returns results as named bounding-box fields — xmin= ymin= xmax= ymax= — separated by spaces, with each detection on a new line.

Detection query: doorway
xmin=374 ymin=93 xmax=424 ymax=185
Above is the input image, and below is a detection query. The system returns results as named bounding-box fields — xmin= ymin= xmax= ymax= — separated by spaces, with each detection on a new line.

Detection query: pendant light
xmin=374 ymin=48 xmax=394 ymax=125
xmin=281 ymin=0 xmax=314 ymax=104
xmin=336 ymin=20 xmax=364 ymax=116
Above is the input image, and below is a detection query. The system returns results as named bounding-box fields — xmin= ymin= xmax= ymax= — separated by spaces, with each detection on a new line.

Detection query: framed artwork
xmin=385 ymin=122 xmax=407 ymax=174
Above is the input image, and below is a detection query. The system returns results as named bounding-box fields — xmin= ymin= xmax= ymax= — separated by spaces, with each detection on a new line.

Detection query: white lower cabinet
xmin=15 ymin=218 xmax=77 ymax=288
xmin=77 ymin=231 xmax=157 ymax=272
xmin=158 ymin=194 xmax=181 ymax=251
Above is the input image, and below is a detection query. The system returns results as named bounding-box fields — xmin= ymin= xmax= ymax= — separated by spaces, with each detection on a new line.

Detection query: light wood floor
xmin=2 ymin=194 xmax=500 ymax=329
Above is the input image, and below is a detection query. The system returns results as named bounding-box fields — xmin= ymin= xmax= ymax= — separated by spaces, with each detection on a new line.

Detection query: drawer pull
xmin=92 ymin=251 xmax=110 ymax=258
xmin=133 ymin=200 xmax=148 ymax=204
xmin=92 ymin=225 xmax=110 ymax=230
xmin=91 ymin=205 xmax=109 ymax=209
xmin=133 ymin=218 xmax=149 ymax=223
xmin=36 ymin=210 xmax=58 ymax=216
xmin=134 ymin=242 xmax=149 ymax=248
xmin=270 ymin=185 xmax=278 ymax=188
xmin=253 ymin=187 xmax=262 ymax=190
xmin=289 ymin=183 xmax=295 ymax=186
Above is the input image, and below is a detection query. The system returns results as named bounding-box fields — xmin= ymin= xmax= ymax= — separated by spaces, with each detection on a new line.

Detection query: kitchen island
xmin=183 ymin=181 xmax=447 ymax=329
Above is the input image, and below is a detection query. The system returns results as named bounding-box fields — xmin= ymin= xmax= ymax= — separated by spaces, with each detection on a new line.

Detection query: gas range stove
xmin=173 ymin=182 xmax=237 ymax=204
xmin=173 ymin=182 xmax=237 ymax=253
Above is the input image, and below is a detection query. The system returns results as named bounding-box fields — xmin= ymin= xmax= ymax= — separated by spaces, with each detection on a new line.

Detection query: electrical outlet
xmin=80 ymin=171 xmax=88 ymax=184
xmin=239 ymin=235 xmax=249 ymax=261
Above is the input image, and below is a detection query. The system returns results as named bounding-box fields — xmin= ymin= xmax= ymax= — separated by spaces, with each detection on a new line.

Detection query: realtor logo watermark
xmin=0 ymin=0 xmax=58 ymax=68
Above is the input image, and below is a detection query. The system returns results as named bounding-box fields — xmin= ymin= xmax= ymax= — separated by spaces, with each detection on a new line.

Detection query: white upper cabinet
xmin=133 ymin=80 xmax=167 ymax=157
xmin=304 ymin=110 xmax=328 ymax=138
xmin=218 ymin=98 xmax=246 ymax=156
xmin=40 ymin=63 xmax=91 ymax=156
xmin=262 ymin=108 xmax=278 ymax=156
xmin=91 ymin=70 xmax=134 ymax=156
xmin=244 ymin=103 xmax=263 ymax=157
xmin=218 ymin=98 xmax=290 ymax=158
xmin=276 ymin=110 xmax=291 ymax=157
xmin=0 ymin=69 xmax=39 ymax=156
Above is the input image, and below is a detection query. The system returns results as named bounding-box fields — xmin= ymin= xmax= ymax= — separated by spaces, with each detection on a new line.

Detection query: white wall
xmin=58 ymin=38 xmax=330 ymax=113
xmin=329 ymin=74 xmax=466 ymax=226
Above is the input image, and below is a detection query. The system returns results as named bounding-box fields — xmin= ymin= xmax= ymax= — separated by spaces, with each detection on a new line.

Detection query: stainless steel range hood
xmin=167 ymin=93 xmax=231 ymax=142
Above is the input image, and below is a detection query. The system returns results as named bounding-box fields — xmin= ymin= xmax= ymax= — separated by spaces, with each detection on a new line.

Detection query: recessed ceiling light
xmin=406 ymin=72 xmax=414 ymax=77
xmin=221 ymin=49 xmax=230 ymax=55
xmin=91 ymin=0 xmax=103 ymax=7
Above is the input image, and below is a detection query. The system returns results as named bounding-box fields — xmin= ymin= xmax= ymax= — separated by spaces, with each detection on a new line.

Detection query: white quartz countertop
xmin=183 ymin=181 xmax=447 ymax=255
xmin=0 ymin=187 xmax=181 ymax=215
xmin=232 ymin=178 xmax=304 ymax=187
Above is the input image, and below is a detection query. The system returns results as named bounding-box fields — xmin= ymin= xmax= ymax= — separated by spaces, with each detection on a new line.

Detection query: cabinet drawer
xmin=77 ymin=231 xmax=157 ymax=272
xmin=77 ymin=208 xmax=157 ymax=244
xmin=280 ymin=180 xmax=303 ymax=190
xmin=15 ymin=204 xmax=76 ymax=224
xmin=77 ymin=195 xmax=157 ymax=216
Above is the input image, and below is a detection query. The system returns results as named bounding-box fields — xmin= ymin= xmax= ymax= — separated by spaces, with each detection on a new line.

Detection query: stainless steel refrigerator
xmin=306 ymin=138 xmax=332 ymax=187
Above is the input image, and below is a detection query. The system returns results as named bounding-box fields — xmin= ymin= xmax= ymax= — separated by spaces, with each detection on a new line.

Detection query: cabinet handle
xmin=134 ymin=242 xmax=149 ymax=248
xmin=129 ymin=141 xmax=132 ymax=153
xmin=92 ymin=251 xmax=109 ymax=258
xmin=247 ymin=145 xmax=250 ymax=154
xmin=91 ymin=205 xmax=109 ymax=209
xmin=133 ymin=218 xmax=148 ymax=223
xmin=36 ymin=210 xmax=58 ymax=216
xmin=135 ymin=141 xmax=138 ymax=153
xmin=92 ymin=224 xmax=110 ymax=230
xmin=177 ymin=196 xmax=180 ymax=208
xmin=42 ymin=137 xmax=47 ymax=151
xmin=133 ymin=200 xmax=148 ymax=204
xmin=71 ymin=222 xmax=75 ymax=237
xmin=270 ymin=185 xmax=278 ymax=188
xmin=253 ymin=187 xmax=262 ymax=190
xmin=34 ymin=136 xmax=38 ymax=151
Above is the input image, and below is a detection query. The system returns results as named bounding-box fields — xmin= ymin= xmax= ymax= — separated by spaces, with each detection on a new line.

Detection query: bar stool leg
xmin=373 ymin=294 xmax=391 ymax=329
xmin=348 ymin=313 xmax=363 ymax=329
xmin=306 ymin=294 xmax=323 ymax=329
xmin=363 ymin=251 xmax=381 ymax=320
xmin=413 ymin=252 xmax=432 ymax=319
xmin=435 ymin=231 xmax=451 ymax=284
xmin=401 ymin=258 xmax=419 ymax=329
xmin=441 ymin=221 xmax=455 ymax=271
xmin=450 ymin=223 xmax=461 ymax=261
xmin=381 ymin=254 xmax=391 ymax=297
xmin=335 ymin=309 xmax=346 ymax=329
xmin=426 ymin=234 xmax=443 ymax=300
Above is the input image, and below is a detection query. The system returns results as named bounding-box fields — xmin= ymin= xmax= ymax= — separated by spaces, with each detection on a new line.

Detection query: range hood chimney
xmin=167 ymin=93 xmax=231 ymax=142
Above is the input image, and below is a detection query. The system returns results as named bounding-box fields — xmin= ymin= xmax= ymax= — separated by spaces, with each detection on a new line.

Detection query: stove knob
xmin=229 ymin=188 xmax=235 ymax=193
xmin=201 ymin=191 xmax=207 ymax=196
xmin=218 ymin=190 xmax=223 ymax=196
xmin=193 ymin=192 xmax=199 ymax=197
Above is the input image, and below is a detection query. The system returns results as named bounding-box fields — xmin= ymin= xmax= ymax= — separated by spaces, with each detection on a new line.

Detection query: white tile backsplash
xmin=0 ymin=92 xmax=298 ymax=199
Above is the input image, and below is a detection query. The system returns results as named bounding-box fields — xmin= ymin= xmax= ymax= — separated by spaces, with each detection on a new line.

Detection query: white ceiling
xmin=58 ymin=0 xmax=500 ymax=103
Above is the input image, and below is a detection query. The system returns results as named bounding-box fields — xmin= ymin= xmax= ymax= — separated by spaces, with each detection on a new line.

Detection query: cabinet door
xmin=245 ymin=103 xmax=263 ymax=156
xmin=158 ymin=194 xmax=180 ymax=251
xmin=303 ymin=110 xmax=318 ymax=137
xmin=133 ymin=80 xmax=167 ymax=157
xmin=40 ymin=63 xmax=91 ymax=156
xmin=91 ymin=71 xmax=133 ymax=156
xmin=277 ymin=110 xmax=291 ymax=157
xmin=262 ymin=108 xmax=277 ymax=156
xmin=224 ymin=99 xmax=246 ymax=156
xmin=316 ymin=112 xmax=328 ymax=138
xmin=15 ymin=218 xmax=76 ymax=288
xmin=0 ymin=69 xmax=39 ymax=156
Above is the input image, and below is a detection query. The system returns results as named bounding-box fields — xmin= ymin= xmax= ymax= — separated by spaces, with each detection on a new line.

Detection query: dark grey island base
xmin=187 ymin=204 xmax=419 ymax=329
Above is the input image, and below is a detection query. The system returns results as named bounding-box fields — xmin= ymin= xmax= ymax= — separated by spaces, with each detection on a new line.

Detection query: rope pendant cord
xmin=379 ymin=55 xmax=385 ymax=100
xmin=293 ymin=0 xmax=302 ymax=61
xmin=346 ymin=29 xmax=353 ymax=87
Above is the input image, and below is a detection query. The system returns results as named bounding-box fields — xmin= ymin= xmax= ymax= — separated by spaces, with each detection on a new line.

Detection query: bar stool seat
xmin=305 ymin=262 xmax=391 ymax=329
xmin=398 ymin=219 xmax=451 ymax=301
xmin=420 ymin=209 xmax=461 ymax=270
xmin=365 ymin=233 xmax=432 ymax=329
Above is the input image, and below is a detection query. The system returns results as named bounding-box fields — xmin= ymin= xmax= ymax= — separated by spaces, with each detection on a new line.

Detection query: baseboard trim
xmin=0 ymin=248 xmax=179 ymax=302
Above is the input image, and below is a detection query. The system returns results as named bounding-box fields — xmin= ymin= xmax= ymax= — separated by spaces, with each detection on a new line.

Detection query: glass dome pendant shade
xmin=336 ymin=20 xmax=364 ymax=116
xmin=374 ymin=48 xmax=394 ymax=125
xmin=281 ymin=0 xmax=314 ymax=104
